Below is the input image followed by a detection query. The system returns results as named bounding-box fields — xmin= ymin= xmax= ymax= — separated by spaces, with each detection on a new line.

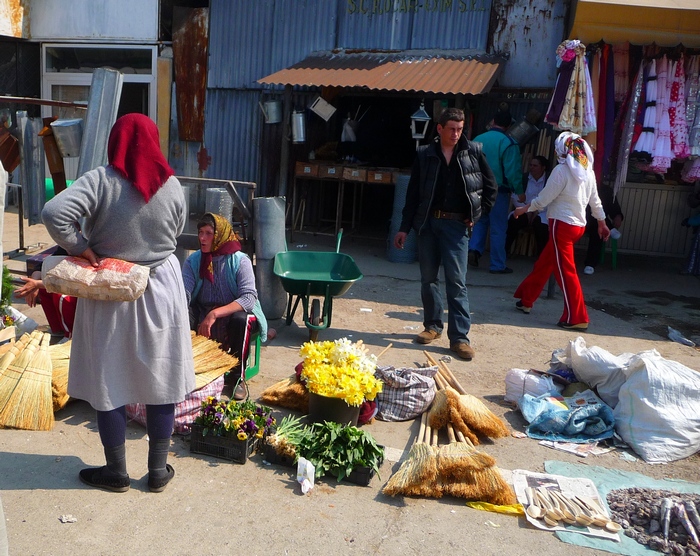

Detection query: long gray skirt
xmin=67 ymin=254 xmax=196 ymax=411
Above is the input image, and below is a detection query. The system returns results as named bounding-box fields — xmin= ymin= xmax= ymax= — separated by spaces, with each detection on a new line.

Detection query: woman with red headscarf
xmin=42 ymin=113 xmax=195 ymax=494
xmin=182 ymin=213 xmax=269 ymax=401
xmin=512 ymin=132 xmax=610 ymax=330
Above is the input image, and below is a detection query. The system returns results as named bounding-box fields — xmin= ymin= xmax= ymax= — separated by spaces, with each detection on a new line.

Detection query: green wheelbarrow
xmin=273 ymin=230 xmax=363 ymax=341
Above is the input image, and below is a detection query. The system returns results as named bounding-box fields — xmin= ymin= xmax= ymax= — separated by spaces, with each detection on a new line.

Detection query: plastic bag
xmin=297 ymin=457 xmax=315 ymax=494
xmin=614 ymin=349 xmax=700 ymax=463
xmin=504 ymin=368 xmax=563 ymax=405
xmin=374 ymin=365 xmax=437 ymax=421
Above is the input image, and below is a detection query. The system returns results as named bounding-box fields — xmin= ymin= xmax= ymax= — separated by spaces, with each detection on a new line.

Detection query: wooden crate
xmin=342 ymin=166 xmax=367 ymax=182
xmin=366 ymin=168 xmax=395 ymax=184
xmin=318 ymin=164 xmax=342 ymax=179
xmin=295 ymin=161 xmax=319 ymax=177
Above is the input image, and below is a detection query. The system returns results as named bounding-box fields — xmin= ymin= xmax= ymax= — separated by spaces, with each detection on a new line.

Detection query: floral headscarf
xmin=555 ymin=131 xmax=594 ymax=184
xmin=199 ymin=213 xmax=241 ymax=283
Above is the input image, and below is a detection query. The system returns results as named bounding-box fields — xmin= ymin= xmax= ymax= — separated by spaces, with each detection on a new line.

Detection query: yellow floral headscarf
xmin=199 ymin=213 xmax=241 ymax=283
xmin=555 ymin=131 xmax=594 ymax=184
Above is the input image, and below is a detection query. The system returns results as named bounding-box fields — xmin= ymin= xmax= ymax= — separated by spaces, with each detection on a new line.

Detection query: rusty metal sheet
xmin=258 ymin=51 xmax=505 ymax=95
xmin=173 ymin=7 xmax=208 ymax=142
xmin=0 ymin=0 xmax=28 ymax=38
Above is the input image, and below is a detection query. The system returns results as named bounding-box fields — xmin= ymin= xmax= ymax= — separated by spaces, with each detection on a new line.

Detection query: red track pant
xmin=514 ymin=219 xmax=589 ymax=325
xmin=38 ymin=289 xmax=76 ymax=338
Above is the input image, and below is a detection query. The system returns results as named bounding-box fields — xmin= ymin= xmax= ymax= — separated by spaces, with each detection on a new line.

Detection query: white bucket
xmin=291 ymin=111 xmax=306 ymax=143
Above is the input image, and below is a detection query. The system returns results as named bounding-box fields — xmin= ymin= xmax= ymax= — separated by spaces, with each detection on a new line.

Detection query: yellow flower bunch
xmin=300 ymin=339 xmax=382 ymax=407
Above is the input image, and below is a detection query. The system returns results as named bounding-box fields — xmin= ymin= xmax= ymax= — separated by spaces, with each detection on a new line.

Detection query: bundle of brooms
xmin=48 ymin=332 xmax=240 ymax=411
xmin=0 ymin=331 xmax=55 ymax=431
xmin=382 ymin=353 xmax=516 ymax=505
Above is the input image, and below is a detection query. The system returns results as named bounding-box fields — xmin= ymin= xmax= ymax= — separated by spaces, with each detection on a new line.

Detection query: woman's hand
xmin=513 ymin=204 xmax=530 ymax=218
xmin=14 ymin=276 xmax=42 ymax=307
xmin=598 ymin=220 xmax=611 ymax=241
xmin=198 ymin=310 xmax=217 ymax=338
xmin=79 ymin=247 xmax=100 ymax=268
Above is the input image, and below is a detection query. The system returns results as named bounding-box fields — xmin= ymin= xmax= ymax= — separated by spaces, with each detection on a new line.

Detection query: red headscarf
xmin=199 ymin=213 xmax=241 ymax=283
xmin=107 ymin=113 xmax=174 ymax=203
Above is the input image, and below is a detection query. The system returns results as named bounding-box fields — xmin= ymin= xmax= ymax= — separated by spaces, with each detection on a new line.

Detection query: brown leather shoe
xmin=416 ymin=329 xmax=441 ymax=344
xmin=450 ymin=342 xmax=475 ymax=361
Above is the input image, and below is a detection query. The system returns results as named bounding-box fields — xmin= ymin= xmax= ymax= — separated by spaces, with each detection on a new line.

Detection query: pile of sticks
xmin=383 ymin=353 xmax=516 ymax=505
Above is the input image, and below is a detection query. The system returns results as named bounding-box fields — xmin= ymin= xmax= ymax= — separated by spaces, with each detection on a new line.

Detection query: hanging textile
xmin=631 ymin=59 xmax=657 ymax=161
xmin=545 ymin=45 xmax=577 ymax=126
xmin=614 ymin=64 xmax=644 ymax=198
xmin=613 ymin=43 xmax=630 ymax=103
xmin=549 ymin=40 xmax=597 ymax=135
xmin=686 ymin=55 xmax=700 ymax=157
xmin=669 ymin=53 xmax=690 ymax=160
xmin=586 ymin=49 xmax=600 ymax=150
xmin=649 ymin=55 xmax=674 ymax=174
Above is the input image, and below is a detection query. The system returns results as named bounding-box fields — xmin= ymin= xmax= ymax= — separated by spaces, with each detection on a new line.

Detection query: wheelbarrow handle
xmin=336 ymin=228 xmax=343 ymax=253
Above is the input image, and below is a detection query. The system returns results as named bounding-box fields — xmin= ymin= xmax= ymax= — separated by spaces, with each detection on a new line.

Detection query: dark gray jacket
xmin=399 ymin=135 xmax=498 ymax=234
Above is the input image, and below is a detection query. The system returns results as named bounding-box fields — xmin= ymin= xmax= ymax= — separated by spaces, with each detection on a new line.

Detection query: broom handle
xmin=424 ymin=421 xmax=432 ymax=444
xmin=455 ymin=429 xmax=475 ymax=447
xmin=446 ymin=423 xmax=457 ymax=443
xmin=423 ymin=350 xmax=466 ymax=394
xmin=431 ymin=426 xmax=439 ymax=447
xmin=434 ymin=370 xmax=449 ymax=390
xmin=376 ymin=342 xmax=393 ymax=360
xmin=417 ymin=410 xmax=427 ymax=446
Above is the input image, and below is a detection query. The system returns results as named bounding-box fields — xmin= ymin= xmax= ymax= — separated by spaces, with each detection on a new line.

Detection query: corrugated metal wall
xmin=205 ymin=0 xmax=497 ymax=189
xmin=489 ymin=0 xmax=570 ymax=88
xmin=615 ymin=183 xmax=695 ymax=257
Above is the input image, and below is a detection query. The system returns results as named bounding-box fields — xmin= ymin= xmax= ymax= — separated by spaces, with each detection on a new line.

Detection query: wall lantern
xmin=410 ymin=101 xmax=431 ymax=149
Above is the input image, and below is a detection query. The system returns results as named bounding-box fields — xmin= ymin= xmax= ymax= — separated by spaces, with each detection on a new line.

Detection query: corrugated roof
xmin=258 ymin=50 xmax=505 ymax=95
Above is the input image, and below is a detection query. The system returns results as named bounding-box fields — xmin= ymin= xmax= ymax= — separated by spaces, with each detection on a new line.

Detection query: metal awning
xmin=258 ymin=50 xmax=505 ymax=95
xmin=570 ymin=0 xmax=700 ymax=47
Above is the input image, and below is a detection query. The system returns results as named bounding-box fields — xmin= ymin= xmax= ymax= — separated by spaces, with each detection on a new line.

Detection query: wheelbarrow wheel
xmin=309 ymin=298 xmax=320 ymax=342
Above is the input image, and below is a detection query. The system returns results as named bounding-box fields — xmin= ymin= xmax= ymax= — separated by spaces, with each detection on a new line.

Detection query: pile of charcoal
xmin=607 ymin=487 xmax=700 ymax=555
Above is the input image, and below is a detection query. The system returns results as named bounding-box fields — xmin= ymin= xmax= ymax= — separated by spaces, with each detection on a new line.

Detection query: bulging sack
xmin=374 ymin=365 xmax=437 ymax=421
xmin=44 ymin=256 xmax=150 ymax=302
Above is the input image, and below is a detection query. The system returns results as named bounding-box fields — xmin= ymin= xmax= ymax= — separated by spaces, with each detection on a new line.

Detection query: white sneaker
xmin=583 ymin=266 xmax=595 ymax=275
xmin=610 ymin=228 xmax=622 ymax=240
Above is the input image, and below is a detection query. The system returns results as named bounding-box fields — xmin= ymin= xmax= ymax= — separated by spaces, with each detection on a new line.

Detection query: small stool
xmin=599 ymin=238 xmax=618 ymax=269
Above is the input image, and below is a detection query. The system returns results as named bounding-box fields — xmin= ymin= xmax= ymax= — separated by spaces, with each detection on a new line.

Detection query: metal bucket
xmin=291 ymin=111 xmax=306 ymax=143
xmin=259 ymin=100 xmax=282 ymax=124
xmin=507 ymin=119 xmax=539 ymax=146
xmin=50 ymin=118 xmax=83 ymax=158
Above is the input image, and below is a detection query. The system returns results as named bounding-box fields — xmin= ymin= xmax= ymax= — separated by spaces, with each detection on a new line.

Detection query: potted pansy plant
xmin=190 ymin=397 xmax=276 ymax=464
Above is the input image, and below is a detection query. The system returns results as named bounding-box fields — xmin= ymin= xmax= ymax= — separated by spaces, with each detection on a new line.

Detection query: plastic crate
xmin=189 ymin=424 xmax=258 ymax=464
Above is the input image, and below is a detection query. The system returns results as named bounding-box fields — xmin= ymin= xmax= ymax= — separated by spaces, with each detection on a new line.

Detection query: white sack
xmin=568 ymin=336 xmax=633 ymax=408
xmin=614 ymin=349 xmax=700 ymax=463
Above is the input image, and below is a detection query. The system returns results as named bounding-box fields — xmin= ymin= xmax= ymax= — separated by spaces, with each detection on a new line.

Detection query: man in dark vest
xmin=393 ymin=108 xmax=497 ymax=360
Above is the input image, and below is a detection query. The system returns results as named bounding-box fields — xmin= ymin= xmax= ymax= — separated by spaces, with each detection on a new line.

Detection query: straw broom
xmin=0 ymin=332 xmax=31 ymax=375
xmin=382 ymin=411 xmax=439 ymax=497
xmin=0 ymin=333 xmax=54 ymax=431
xmin=190 ymin=331 xmax=239 ymax=376
xmin=0 ymin=331 xmax=41 ymax=414
xmin=49 ymin=340 xmax=71 ymax=412
xmin=260 ymin=375 xmax=310 ymax=412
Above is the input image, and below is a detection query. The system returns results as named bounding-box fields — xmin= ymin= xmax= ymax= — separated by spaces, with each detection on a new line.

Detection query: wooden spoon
xmin=574 ymin=496 xmax=609 ymax=528
xmin=549 ymin=491 xmax=577 ymax=525
xmin=524 ymin=487 xmax=545 ymax=519
xmin=559 ymin=493 xmax=594 ymax=527
xmin=578 ymin=495 xmax=622 ymax=533
xmin=535 ymin=488 xmax=563 ymax=526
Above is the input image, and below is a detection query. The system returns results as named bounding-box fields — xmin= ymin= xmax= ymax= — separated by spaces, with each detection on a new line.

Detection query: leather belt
xmin=433 ymin=210 xmax=468 ymax=222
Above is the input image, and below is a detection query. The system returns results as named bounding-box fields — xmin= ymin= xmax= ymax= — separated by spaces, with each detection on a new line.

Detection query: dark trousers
xmin=506 ymin=215 xmax=549 ymax=257
xmin=584 ymin=215 xmax=604 ymax=268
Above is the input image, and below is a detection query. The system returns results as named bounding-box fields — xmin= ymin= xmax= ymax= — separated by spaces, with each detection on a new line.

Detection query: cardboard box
xmin=318 ymin=164 xmax=342 ymax=179
xmin=342 ymin=166 xmax=367 ymax=182
xmin=295 ymin=161 xmax=319 ymax=177
xmin=366 ymin=169 xmax=395 ymax=184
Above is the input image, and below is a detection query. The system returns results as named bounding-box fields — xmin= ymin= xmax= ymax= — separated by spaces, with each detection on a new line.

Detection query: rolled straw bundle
xmin=260 ymin=376 xmax=309 ymax=412
xmin=437 ymin=424 xmax=496 ymax=479
xmin=49 ymin=341 xmax=71 ymax=412
xmin=0 ymin=331 xmax=41 ymax=413
xmin=455 ymin=393 xmax=509 ymax=439
xmin=0 ymin=333 xmax=54 ymax=430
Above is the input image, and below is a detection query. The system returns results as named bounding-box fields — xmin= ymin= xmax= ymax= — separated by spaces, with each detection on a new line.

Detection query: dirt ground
xmin=1 ymin=219 xmax=699 ymax=556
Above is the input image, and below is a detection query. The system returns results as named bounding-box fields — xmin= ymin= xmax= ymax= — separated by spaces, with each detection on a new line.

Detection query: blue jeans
xmin=469 ymin=190 xmax=511 ymax=271
xmin=417 ymin=217 xmax=471 ymax=344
